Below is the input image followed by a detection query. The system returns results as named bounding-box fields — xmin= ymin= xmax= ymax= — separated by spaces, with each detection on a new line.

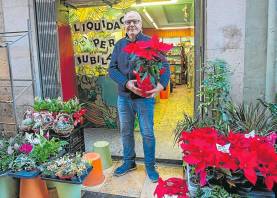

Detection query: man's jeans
xmin=117 ymin=95 xmax=156 ymax=167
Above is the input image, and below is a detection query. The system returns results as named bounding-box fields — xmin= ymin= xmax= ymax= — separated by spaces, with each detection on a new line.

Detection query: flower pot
xmin=20 ymin=176 xmax=48 ymax=198
xmin=160 ymin=83 xmax=170 ymax=99
xmin=0 ymin=175 xmax=19 ymax=198
xmin=55 ymin=182 xmax=81 ymax=198
xmin=83 ymin=152 xmax=105 ymax=186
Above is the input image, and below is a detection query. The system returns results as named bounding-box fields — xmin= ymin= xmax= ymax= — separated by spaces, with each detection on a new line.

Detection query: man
xmin=108 ymin=11 xmax=170 ymax=182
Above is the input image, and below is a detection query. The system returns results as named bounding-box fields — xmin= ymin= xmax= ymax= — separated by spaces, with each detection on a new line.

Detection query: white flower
xmin=33 ymin=138 xmax=40 ymax=145
xmin=14 ymin=143 xmax=20 ymax=150
xmin=7 ymin=146 xmax=14 ymax=155
xmin=245 ymin=130 xmax=255 ymax=138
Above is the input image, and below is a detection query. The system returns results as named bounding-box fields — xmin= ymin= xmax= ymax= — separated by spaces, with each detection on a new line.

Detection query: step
xmin=81 ymin=161 xmax=184 ymax=198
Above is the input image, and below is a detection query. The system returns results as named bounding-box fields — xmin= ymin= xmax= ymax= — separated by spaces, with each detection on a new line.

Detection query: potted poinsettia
xmin=179 ymin=127 xmax=277 ymax=196
xmin=123 ymin=35 xmax=173 ymax=96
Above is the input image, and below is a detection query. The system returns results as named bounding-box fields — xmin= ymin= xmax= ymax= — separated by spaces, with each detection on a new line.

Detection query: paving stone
xmin=140 ymin=164 xmax=184 ymax=198
xmin=99 ymin=163 xmax=147 ymax=197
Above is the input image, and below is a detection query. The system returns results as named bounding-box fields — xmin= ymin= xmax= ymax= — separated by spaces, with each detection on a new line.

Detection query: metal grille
xmin=35 ymin=0 xmax=61 ymax=98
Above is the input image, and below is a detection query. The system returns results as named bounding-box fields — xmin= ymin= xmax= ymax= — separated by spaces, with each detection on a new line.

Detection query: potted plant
xmin=123 ymin=35 xmax=173 ymax=96
xmin=40 ymin=153 xmax=92 ymax=198
xmin=41 ymin=153 xmax=91 ymax=183
xmin=179 ymin=127 xmax=277 ymax=196
xmin=0 ymin=134 xmax=21 ymax=198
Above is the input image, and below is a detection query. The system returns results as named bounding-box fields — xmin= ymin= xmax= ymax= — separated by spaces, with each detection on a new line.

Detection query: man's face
xmin=124 ymin=13 xmax=142 ymax=38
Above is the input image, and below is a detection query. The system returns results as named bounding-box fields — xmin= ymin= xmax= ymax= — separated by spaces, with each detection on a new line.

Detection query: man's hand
xmin=144 ymin=82 xmax=164 ymax=98
xmin=126 ymin=80 xmax=142 ymax=96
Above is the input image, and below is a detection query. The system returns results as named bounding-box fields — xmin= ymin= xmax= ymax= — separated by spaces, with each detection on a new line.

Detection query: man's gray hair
xmin=123 ymin=11 xmax=142 ymax=22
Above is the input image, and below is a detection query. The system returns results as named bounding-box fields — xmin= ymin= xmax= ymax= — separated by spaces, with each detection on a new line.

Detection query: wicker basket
xmin=20 ymin=110 xmax=34 ymax=132
xmin=53 ymin=113 xmax=74 ymax=137
xmin=40 ymin=111 xmax=54 ymax=131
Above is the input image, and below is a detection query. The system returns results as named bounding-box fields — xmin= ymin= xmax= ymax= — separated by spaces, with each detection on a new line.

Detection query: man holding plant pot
xmin=108 ymin=11 xmax=170 ymax=182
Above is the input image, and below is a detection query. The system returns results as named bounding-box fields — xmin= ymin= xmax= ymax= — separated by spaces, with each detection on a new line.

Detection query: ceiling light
xmin=132 ymin=0 xmax=177 ymax=7
xmin=143 ymin=8 xmax=159 ymax=29
xmin=159 ymin=26 xmax=194 ymax=30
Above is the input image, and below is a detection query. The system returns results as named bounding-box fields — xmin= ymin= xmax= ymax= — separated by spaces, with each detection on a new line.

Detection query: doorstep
xmin=81 ymin=160 xmax=184 ymax=198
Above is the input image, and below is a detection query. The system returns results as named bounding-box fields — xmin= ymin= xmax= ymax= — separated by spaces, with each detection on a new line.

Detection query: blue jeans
xmin=117 ymin=95 xmax=156 ymax=167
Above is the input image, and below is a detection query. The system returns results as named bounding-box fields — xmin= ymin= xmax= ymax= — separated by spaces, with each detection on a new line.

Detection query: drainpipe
xmin=265 ymin=0 xmax=276 ymax=102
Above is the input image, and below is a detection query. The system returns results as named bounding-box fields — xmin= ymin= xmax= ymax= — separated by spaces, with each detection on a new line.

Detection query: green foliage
xmin=258 ymin=99 xmax=277 ymax=119
xmin=198 ymin=59 xmax=231 ymax=121
xmin=30 ymin=136 xmax=68 ymax=164
xmin=10 ymin=154 xmax=37 ymax=172
xmin=33 ymin=97 xmax=84 ymax=114
xmin=196 ymin=185 xmax=241 ymax=198
xmin=41 ymin=153 xmax=91 ymax=179
xmin=226 ymin=102 xmax=277 ymax=136
xmin=173 ymin=113 xmax=199 ymax=145
xmin=0 ymin=134 xmax=23 ymax=172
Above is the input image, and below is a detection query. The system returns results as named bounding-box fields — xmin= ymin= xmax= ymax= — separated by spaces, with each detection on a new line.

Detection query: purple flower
xmin=19 ymin=144 xmax=33 ymax=154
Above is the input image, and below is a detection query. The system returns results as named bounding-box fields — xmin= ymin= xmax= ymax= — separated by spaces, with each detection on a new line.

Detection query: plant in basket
xmin=53 ymin=113 xmax=74 ymax=137
xmin=41 ymin=153 xmax=92 ymax=183
xmin=123 ymin=35 xmax=173 ymax=96
xmin=61 ymin=97 xmax=85 ymax=114
xmin=20 ymin=109 xmax=35 ymax=132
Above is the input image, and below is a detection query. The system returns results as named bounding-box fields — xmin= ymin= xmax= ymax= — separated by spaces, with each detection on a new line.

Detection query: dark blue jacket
xmin=108 ymin=32 xmax=170 ymax=98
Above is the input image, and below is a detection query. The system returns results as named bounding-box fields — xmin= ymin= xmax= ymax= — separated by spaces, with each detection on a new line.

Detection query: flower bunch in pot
xmin=179 ymin=127 xmax=277 ymax=196
xmin=123 ymin=35 xmax=173 ymax=96
xmin=8 ymin=131 xmax=67 ymax=178
xmin=40 ymin=152 xmax=92 ymax=183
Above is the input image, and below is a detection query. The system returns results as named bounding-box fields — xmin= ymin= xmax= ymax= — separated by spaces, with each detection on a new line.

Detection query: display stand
xmin=0 ymin=26 xmax=35 ymax=133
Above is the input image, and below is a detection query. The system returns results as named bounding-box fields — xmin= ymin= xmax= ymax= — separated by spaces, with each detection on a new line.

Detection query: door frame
xmin=194 ymin=0 xmax=206 ymax=118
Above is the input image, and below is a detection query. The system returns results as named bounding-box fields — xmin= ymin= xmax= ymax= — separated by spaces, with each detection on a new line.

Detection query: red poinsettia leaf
xmin=183 ymin=155 xmax=200 ymax=165
xmin=244 ymin=168 xmax=257 ymax=185
xmin=264 ymin=176 xmax=274 ymax=190
xmin=200 ymin=171 xmax=207 ymax=186
xmin=159 ymin=67 xmax=166 ymax=75
xmin=124 ymin=42 xmax=140 ymax=54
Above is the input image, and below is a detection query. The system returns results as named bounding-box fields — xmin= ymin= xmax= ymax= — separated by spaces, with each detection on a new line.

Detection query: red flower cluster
xmin=179 ymin=128 xmax=277 ymax=190
xmin=19 ymin=143 xmax=33 ymax=154
xmin=123 ymin=35 xmax=173 ymax=95
xmin=154 ymin=177 xmax=189 ymax=198
xmin=124 ymin=35 xmax=173 ymax=60
xmin=73 ymin=108 xmax=87 ymax=126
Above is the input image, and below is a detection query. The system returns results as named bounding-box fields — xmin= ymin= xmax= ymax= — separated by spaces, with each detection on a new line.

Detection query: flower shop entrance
xmin=55 ymin=0 xmax=201 ymax=161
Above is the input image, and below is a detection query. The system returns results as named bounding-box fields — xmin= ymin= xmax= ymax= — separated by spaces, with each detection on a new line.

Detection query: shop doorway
xmin=56 ymin=0 xmax=198 ymax=161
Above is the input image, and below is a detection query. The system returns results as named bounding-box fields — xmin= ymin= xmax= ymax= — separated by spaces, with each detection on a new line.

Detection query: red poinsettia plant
xmin=179 ymin=127 xmax=277 ymax=190
xmin=123 ymin=35 xmax=173 ymax=96
xmin=154 ymin=177 xmax=189 ymax=198
xmin=73 ymin=108 xmax=87 ymax=126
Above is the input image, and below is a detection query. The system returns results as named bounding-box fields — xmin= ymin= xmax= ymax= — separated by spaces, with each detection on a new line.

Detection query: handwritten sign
xmin=73 ymin=16 xmax=124 ymax=33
